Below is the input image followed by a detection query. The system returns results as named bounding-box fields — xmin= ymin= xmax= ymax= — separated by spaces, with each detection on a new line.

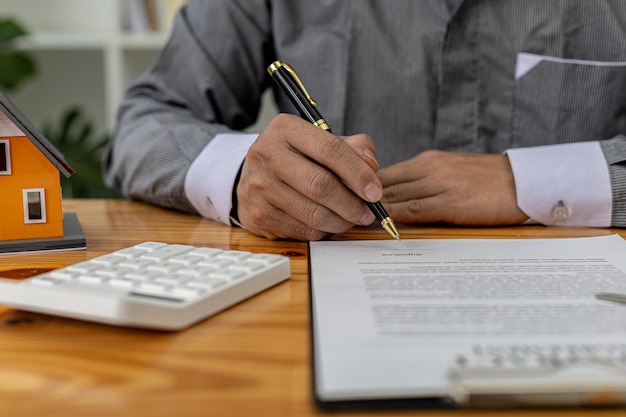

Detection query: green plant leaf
xmin=0 ymin=19 xmax=27 ymax=45
xmin=0 ymin=18 xmax=36 ymax=91
xmin=58 ymin=107 xmax=81 ymax=144
xmin=0 ymin=52 xmax=36 ymax=90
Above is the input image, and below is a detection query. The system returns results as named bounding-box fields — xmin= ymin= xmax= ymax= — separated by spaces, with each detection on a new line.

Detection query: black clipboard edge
xmin=306 ymin=241 xmax=458 ymax=411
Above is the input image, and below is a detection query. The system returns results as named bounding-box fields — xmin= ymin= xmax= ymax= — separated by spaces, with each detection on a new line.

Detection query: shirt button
xmin=551 ymin=200 xmax=569 ymax=222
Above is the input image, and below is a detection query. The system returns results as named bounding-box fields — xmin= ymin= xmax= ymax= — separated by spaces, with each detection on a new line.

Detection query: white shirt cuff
xmin=506 ymin=141 xmax=612 ymax=227
xmin=184 ymin=133 xmax=257 ymax=225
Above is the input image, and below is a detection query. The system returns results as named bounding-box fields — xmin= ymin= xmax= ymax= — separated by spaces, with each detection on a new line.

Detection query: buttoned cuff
xmin=184 ymin=133 xmax=257 ymax=225
xmin=506 ymin=141 xmax=612 ymax=227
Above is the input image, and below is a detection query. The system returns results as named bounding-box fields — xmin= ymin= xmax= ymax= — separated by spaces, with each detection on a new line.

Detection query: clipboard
xmin=307 ymin=237 xmax=626 ymax=411
xmin=310 ymin=282 xmax=626 ymax=409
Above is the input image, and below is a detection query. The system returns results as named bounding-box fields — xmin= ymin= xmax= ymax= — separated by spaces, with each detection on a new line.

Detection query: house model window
xmin=0 ymin=139 xmax=10 ymax=174
xmin=23 ymin=188 xmax=46 ymax=224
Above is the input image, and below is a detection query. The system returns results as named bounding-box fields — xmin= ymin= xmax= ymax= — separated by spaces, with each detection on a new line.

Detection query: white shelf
xmin=19 ymin=34 xmax=108 ymax=51
xmin=119 ymin=34 xmax=169 ymax=50
xmin=19 ymin=33 xmax=168 ymax=51
xmin=5 ymin=0 xmax=182 ymax=134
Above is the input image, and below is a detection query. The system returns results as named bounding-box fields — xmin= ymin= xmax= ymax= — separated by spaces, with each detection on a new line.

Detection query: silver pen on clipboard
xmin=596 ymin=292 xmax=626 ymax=305
xmin=448 ymin=344 xmax=626 ymax=408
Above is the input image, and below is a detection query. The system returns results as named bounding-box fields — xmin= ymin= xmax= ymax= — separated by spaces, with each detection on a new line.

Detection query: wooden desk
xmin=0 ymin=199 xmax=624 ymax=417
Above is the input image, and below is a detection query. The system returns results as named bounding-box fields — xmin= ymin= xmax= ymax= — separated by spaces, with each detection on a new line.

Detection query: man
xmin=104 ymin=0 xmax=626 ymax=240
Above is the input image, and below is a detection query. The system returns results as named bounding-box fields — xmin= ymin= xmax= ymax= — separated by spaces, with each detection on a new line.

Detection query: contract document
xmin=309 ymin=235 xmax=626 ymax=409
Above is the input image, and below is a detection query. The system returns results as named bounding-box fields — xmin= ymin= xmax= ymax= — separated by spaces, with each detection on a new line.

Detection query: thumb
xmin=341 ymin=134 xmax=380 ymax=172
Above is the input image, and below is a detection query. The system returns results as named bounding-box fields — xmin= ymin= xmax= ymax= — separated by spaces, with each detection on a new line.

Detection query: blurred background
xmin=2 ymin=0 xmax=275 ymax=198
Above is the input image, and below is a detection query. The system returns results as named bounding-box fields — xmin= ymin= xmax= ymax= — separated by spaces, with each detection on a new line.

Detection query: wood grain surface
xmin=0 ymin=199 xmax=623 ymax=417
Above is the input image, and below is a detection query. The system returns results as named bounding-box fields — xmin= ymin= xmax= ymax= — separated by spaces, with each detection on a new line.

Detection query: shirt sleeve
xmin=102 ymin=1 xmax=273 ymax=216
xmin=506 ymin=141 xmax=612 ymax=227
xmin=184 ymin=133 xmax=257 ymax=225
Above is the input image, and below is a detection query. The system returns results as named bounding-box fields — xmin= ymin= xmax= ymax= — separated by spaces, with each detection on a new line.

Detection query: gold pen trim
xmin=381 ymin=217 xmax=401 ymax=241
xmin=267 ymin=60 xmax=319 ymax=107
xmin=313 ymin=119 xmax=331 ymax=131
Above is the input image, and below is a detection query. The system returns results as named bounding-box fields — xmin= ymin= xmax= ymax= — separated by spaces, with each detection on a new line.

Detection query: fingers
xmin=378 ymin=151 xmax=528 ymax=226
xmin=247 ymin=117 xmax=375 ymax=222
xmin=237 ymin=175 xmax=358 ymax=241
xmin=235 ymin=114 xmax=378 ymax=240
xmin=279 ymin=116 xmax=382 ymax=203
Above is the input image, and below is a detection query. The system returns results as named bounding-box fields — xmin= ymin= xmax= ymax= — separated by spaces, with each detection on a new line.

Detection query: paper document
xmin=309 ymin=235 xmax=626 ymax=407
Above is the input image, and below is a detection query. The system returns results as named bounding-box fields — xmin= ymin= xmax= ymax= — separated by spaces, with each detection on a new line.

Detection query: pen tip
xmin=381 ymin=217 xmax=401 ymax=242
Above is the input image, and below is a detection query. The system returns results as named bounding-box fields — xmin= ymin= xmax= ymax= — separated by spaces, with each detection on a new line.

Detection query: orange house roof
xmin=0 ymin=90 xmax=75 ymax=177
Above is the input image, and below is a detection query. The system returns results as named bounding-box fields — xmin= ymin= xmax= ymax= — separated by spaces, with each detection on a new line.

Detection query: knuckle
xmin=419 ymin=149 xmax=444 ymax=164
xmin=314 ymin=135 xmax=344 ymax=160
xmin=306 ymin=170 xmax=336 ymax=201
xmin=382 ymin=184 xmax=400 ymax=201
xmin=239 ymin=173 xmax=269 ymax=197
xmin=302 ymin=204 xmax=328 ymax=231
xmin=242 ymin=208 xmax=281 ymax=241
xmin=406 ymin=199 xmax=425 ymax=217
xmin=247 ymin=142 xmax=275 ymax=164
xmin=268 ymin=112 xmax=294 ymax=131
xmin=245 ymin=206 xmax=268 ymax=229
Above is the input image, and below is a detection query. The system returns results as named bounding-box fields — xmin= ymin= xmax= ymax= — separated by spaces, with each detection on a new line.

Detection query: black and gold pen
xmin=267 ymin=60 xmax=400 ymax=241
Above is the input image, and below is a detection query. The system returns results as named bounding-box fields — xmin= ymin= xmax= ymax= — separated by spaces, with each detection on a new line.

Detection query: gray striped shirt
xmin=104 ymin=0 xmax=626 ymax=227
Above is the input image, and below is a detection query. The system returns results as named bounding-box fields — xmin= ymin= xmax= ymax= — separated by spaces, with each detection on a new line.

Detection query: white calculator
xmin=0 ymin=242 xmax=291 ymax=330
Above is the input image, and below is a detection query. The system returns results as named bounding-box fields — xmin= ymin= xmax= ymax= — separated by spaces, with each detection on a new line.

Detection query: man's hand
xmin=378 ymin=150 xmax=528 ymax=225
xmin=236 ymin=114 xmax=381 ymax=240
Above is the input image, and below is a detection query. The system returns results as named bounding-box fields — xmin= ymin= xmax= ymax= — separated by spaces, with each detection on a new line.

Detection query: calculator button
xmin=67 ymin=261 xmax=98 ymax=273
xmin=198 ymin=259 xmax=233 ymax=269
xmin=140 ymin=245 xmax=194 ymax=261
xmin=155 ymin=276 xmax=190 ymax=286
xmin=79 ymin=275 xmax=106 ymax=284
xmin=118 ymin=259 xmax=154 ymax=270
xmin=188 ymin=247 xmax=223 ymax=258
xmin=91 ymin=254 xmax=125 ymax=265
xmin=125 ymin=270 xmax=163 ymax=281
xmin=177 ymin=266 xmax=218 ymax=277
xmin=169 ymin=254 xmax=205 ymax=265
xmin=230 ymin=260 xmax=265 ymax=273
xmin=114 ymin=247 xmax=151 ymax=258
xmin=219 ymin=250 xmax=252 ymax=261
xmin=49 ymin=270 xmax=79 ymax=280
xmin=251 ymin=254 xmax=284 ymax=264
xmin=147 ymin=263 xmax=183 ymax=274
xmin=134 ymin=242 xmax=168 ymax=251
xmin=210 ymin=270 xmax=246 ymax=281
xmin=95 ymin=266 xmax=133 ymax=277
xmin=187 ymin=278 xmax=227 ymax=290
xmin=109 ymin=278 xmax=136 ymax=288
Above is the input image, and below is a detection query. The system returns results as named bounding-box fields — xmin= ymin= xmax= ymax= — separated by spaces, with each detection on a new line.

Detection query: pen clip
xmin=268 ymin=60 xmax=318 ymax=107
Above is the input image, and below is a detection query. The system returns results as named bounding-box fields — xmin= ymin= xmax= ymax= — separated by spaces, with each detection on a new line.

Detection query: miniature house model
xmin=0 ymin=90 xmax=75 ymax=243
